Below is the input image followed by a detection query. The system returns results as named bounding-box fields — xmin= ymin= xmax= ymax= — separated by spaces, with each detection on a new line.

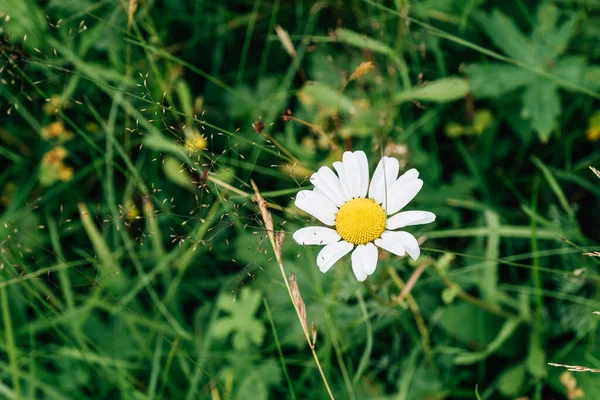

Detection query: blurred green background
xmin=1 ymin=0 xmax=600 ymax=398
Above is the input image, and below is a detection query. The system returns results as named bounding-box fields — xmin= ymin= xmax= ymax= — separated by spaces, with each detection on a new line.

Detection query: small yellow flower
xmin=587 ymin=111 xmax=600 ymax=140
xmin=41 ymin=121 xmax=73 ymax=141
xmin=43 ymin=95 xmax=70 ymax=115
xmin=42 ymin=146 xmax=67 ymax=166
xmin=185 ymin=134 xmax=208 ymax=153
xmin=58 ymin=166 xmax=74 ymax=182
xmin=86 ymin=121 xmax=99 ymax=133
xmin=586 ymin=111 xmax=600 ymax=141
xmin=40 ymin=147 xmax=73 ymax=186
xmin=123 ymin=198 xmax=139 ymax=221
xmin=1 ymin=182 xmax=16 ymax=207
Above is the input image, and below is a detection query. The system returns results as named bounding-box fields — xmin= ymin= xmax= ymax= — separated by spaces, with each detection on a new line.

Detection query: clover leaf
xmin=213 ymin=287 xmax=266 ymax=351
xmin=466 ymin=4 xmax=589 ymax=142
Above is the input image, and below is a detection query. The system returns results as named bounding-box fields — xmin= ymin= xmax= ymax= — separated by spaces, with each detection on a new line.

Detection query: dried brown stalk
xmin=250 ymin=180 xmax=335 ymax=399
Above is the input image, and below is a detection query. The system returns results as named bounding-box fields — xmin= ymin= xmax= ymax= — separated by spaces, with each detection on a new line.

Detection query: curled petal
xmin=342 ymin=151 xmax=361 ymax=199
xmin=354 ymin=151 xmax=370 ymax=198
xmin=317 ymin=241 xmax=353 ymax=273
xmin=375 ymin=230 xmax=420 ymax=260
xmin=333 ymin=161 xmax=352 ymax=200
xmin=351 ymin=243 xmax=378 ymax=281
xmin=293 ymin=226 xmax=341 ymax=245
xmin=295 ymin=190 xmax=338 ymax=226
xmin=386 ymin=178 xmax=423 ymax=215
xmin=310 ymin=166 xmax=346 ymax=206
xmin=386 ymin=211 xmax=436 ymax=230
xmin=369 ymin=157 xmax=400 ymax=207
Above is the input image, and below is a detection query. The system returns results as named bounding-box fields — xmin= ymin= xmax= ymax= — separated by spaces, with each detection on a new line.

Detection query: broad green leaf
xmin=236 ymin=360 xmax=282 ymax=400
xmin=476 ymin=10 xmax=539 ymax=65
xmin=238 ymin=372 xmax=268 ymax=400
xmin=0 ymin=0 xmax=46 ymax=50
xmin=163 ymin=156 xmax=196 ymax=191
xmin=454 ymin=318 xmax=522 ymax=365
xmin=438 ymin=302 xmax=517 ymax=353
xmin=238 ymin=360 xmax=281 ymax=400
xmin=554 ymin=56 xmax=587 ymax=87
xmin=395 ymin=77 xmax=469 ymax=103
xmin=213 ymin=288 xmax=266 ymax=351
xmin=584 ymin=65 xmax=600 ymax=90
xmin=143 ymin=133 xmax=186 ymax=156
xmin=497 ymin=363 xmax=526 ymax=397
xmin=521 ymin=80 xmax=560 ymax=143
xmin=466 ymin=64 xmax=534 ymax=98
xmin=532 ymin=4 xmax=578 ymax=60
xmin=335 ymin=28 xmax=394 ymax=56
xmin=298 ymin=83 xmax=356 ymax=114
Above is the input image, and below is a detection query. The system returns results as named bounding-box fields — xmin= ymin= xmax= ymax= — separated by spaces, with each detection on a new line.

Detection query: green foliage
xmin=466 ymin=4 xmax=597 ymax=142
xmin=1 ymin=0 xmax=600 ymax=399
xmin=394 ymin=77 xmax=470 ymax=103
xmin=213 ymin=288 xmax=266 ymax=351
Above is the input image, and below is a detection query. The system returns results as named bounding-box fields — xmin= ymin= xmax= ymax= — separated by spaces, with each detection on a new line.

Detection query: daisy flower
xmin=293 ymin=151 xmax=435 ymax=281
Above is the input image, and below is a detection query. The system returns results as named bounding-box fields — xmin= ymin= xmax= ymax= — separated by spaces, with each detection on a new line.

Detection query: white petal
xmin=351 ymin=248 xmax=368 ymax=281
xmin=354 ymin=151 xmax=370 ymax=198
xmin=369 ymin=157 xmax=400 ymax=206
xmin=385 ymin=168 xmax=419 ymax=211
xmin=375 ymin=231 xmax=420 ymax=260
xmin=333 ymin=161 xmax=352 ymax=200
xmin=317 ymin=241 xmax=353 ymax=273
xmin=342 ymin=152 xmax=361 ymax=199
xmin=386 ymin=179 xmax=423 ymax=215
xmin=374 ymin=234 xmax=405 ymax=257
xmin=393 ymin=231 xmax=420 ymax=260
xmin=293 ymin=227 xmax=341 ymax=245
xmin=310 ymin=166 xmax=346 ymax=206
xmin=295 ymin=190 xmax=338 ymax=226
xmin=386 ymin=211 xmax=436 ymax=230
xmin=351 ymin=243 xmax=378 ymax=281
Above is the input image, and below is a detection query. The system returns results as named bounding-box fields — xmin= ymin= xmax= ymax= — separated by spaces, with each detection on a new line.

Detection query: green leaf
xmin=163 ymin=156 xmax=196 ymax=191
xmin=213 ymin=288 xmax=266 ymax=351
xmin=395 ymin=77 xmax=469 ymax=103
xmin=497 ymin=363 xmax=526 ymax=397
xmin=466 ymin=64 xmax=535 ymax=98
xmin=521 ymin=80 xmax=560 ymax=143
xmin=526 ymin=329 xmax=547 ymax=379
xmin=454 ymin=318 xmax=522 ymax=365
xmin=238 ymin=360 xmax=282 ymax=400
xmin=554 ymin=56 xmax=587 ymax=87
xmin=298 ymin=83 xmax=356 ymax=114
xmin=532 ymin=4 xmax=578 ymax=60
xmin=476 ymin=10 xmax=539 ymax=65
xmin=0 ymin=0 xmax=46 ymax=50
xmin=335 ymin=28 xmax=394 ymax=56
xmin=584 ymin=66 xmax=600 ymax=90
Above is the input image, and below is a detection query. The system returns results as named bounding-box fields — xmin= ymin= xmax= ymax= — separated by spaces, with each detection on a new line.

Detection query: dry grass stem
xmin=397 ymin=259 xmax=430 ymax=302
xmin=549 ymin=363 xmax=600 ymax=373
xmin=250 ymin=180 xmax=335 ymax=400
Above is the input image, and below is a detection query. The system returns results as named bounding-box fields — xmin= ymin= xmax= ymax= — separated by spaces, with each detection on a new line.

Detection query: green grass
xmin=1 ymin=0 xmax=600 ymax=399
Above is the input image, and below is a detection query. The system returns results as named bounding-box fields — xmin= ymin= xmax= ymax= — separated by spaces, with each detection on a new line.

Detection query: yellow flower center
xmin=335 ymin=198 xmax=386 ymax=245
